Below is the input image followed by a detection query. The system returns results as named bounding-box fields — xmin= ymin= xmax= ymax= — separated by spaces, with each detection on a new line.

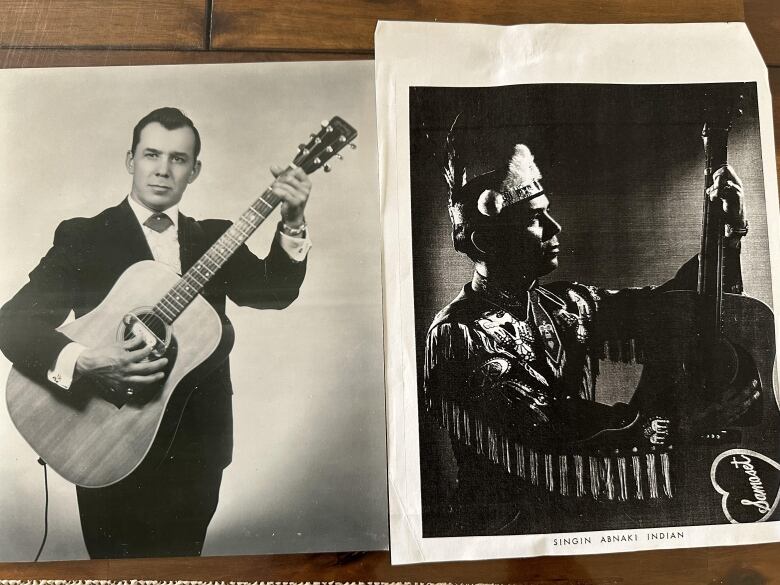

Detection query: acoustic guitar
xmin=662 ymin=86 xmax=780 ymax=525
xmin=619 ymin=85 xmax=780 ymax=526
xmin=5 ymin=116 xmax=357 ymax=488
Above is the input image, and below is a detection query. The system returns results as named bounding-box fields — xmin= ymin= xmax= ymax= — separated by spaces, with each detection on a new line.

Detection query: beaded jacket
xmin=422 ymin=254 xmax=744 ymax=535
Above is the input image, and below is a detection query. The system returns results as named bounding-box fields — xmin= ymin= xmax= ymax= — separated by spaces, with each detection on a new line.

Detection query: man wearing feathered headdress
xmin=423 ymin=113 xmax=756 ymax=535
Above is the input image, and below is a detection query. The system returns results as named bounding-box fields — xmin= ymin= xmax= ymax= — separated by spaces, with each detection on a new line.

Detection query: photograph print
xmin=409 ymin=82 xmax=779 ymax=538
xmin=0 ymin=60 xmax=387 ymax=561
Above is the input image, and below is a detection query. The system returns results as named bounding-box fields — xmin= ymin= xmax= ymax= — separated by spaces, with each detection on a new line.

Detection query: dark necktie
xmin=144 ymin=212 xmax=173 ymax=233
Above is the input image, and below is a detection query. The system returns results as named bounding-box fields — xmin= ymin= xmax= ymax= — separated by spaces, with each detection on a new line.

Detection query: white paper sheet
xmin=377 ymin=21 xmax=780 ymax=564
xmin=0 ymin=59 xmax=388 ymax=560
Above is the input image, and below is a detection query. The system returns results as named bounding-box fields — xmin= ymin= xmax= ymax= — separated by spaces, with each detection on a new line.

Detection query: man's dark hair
xmin=130 ymin=107 xmax=201 ymax=160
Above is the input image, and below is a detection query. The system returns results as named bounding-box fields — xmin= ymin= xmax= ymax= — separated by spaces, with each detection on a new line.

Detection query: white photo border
xmin=377 ymin=21 xmax=780 ymax=564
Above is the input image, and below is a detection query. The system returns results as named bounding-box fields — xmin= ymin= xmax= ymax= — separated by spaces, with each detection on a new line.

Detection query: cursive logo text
xmin=730 ymin=454 xmax=772 ymax=514
xmin=711 ymin=449 xmax=780 ymax=524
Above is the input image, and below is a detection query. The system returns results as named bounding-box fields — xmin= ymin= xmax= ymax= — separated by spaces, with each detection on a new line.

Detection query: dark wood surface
xmin=210 ymin=0 xmax=743 ymax=52
xmin=0 ymin=545 xmax=779 ymax=583
xmin=0 ymin=1 xmax=208 ymax=49
xmin=745 ymin=0 xmax=780 ymax=66
xmin=1 ymin=1 xmax=780 ymax=583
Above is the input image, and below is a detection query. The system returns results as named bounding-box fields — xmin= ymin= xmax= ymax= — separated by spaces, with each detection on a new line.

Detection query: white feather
xmin=501 ymin=144 xmax=542 ymax=192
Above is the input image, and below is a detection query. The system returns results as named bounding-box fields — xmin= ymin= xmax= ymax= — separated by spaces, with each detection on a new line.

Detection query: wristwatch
xmin=726 ymin=220 xmax=749 ymax=238
xmin=281 ymin=221 xmax=307 ymax=238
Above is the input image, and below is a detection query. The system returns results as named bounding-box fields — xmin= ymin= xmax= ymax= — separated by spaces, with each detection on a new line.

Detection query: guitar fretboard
xmin=151 ymin=178 xmax=288 ymax=325
xmin=145 ymin=116 xmax=356 ymax=324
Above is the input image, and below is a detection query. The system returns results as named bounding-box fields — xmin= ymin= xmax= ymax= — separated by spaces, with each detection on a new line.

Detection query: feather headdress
xmin=444 ymin=114 xmax=467 ymax=202
xmin=442 ymin=111 xmax=545 ymax=232
xmin=477 ymin=144 xmax=544 ymax=217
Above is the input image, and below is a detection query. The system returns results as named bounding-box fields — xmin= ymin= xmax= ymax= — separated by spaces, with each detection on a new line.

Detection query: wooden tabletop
xmin=0 ymin=0 xmax=779 ymax=582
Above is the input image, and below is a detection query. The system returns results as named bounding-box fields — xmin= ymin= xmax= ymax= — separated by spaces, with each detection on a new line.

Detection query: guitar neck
xmin=145 ymin=115 xmax=357 ymax=325
xmin=698 ymin=126 xmax=729 ymax=339
xmin=151 ymin=165 xmax=294 ymax=325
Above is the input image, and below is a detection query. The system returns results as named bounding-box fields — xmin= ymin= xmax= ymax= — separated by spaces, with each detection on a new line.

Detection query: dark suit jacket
xmin=0 ymin=198 xmax=306 ymax=469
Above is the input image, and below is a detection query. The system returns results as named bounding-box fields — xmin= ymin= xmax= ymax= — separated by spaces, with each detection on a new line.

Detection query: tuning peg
xmin=336 ymin=154 xmax=343 ymax=160
xmin=310 ymin=133 xmax=317 ymax=138
xmin=313 ymin=157 xmax=321 ymax=165
xmin=321 ymin=120 xmax=329 ymax=128
xmin=325 ymin=146 xmax=334 ymax=153
xmin=314 ymin=137 xmax=321 ymax=145
xmin=298 ymin=144 xmax=307 ymax=151
xmin=349 ymin=143 xmax=357 ymax=150
xmin=324 ymin=164 xmax=332 ymax=173
xmin=339 ymin=136 xmax=347 ymax=143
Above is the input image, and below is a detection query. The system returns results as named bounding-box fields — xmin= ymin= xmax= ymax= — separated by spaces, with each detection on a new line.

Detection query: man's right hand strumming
xmin=75 ymin=334 xmax=168 ymax=391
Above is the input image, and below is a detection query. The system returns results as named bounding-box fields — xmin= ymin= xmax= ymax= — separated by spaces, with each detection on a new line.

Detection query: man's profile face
xmin=126 ymin=122 xmax=201 ymax=212
xmin=476 ymin=193 xmax=562 ymax=281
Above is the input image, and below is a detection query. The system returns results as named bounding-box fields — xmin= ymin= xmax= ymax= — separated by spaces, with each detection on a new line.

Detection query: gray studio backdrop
xmin=0 ymin=60 xmax=387 ymax=560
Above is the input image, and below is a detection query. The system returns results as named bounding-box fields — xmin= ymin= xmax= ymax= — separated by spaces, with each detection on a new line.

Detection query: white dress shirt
xmin=47 ymin=196 xmax=312 ymax=389
xmin=128 ymin=197 xmax=183 ymax=273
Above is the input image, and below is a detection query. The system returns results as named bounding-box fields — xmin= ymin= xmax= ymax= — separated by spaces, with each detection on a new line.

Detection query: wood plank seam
xmin=0 ymin=45 xmax=373 ymax=55
xmin=206 ymin=0 xmax=215 ymax=50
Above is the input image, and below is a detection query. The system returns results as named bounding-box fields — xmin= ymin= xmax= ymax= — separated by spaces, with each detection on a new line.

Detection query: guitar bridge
xmin=97 ymin=380 xmax=133 ymax=409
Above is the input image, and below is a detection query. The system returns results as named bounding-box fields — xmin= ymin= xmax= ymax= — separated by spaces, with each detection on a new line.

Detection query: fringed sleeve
xmin=567 ymin=255 xmax=701 ymax=367
xmin=579 ymin=285 xmax=654 ymax=366
xmin=425 ymin=317 xmax=633 ymax=470
xmin=424 ymin=320 xmax=554 ymax=464
xmin=424 ymin=314 xmax=673 ymax=501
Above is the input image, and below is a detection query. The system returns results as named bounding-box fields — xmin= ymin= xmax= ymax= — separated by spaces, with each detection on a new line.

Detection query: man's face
xmin=126 ymin=122 xmax=201 ymax=212
xmin=475 ymin=193 xmax=562 ymax=281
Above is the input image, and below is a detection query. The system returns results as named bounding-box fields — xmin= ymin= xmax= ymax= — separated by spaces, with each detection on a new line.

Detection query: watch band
xmin=281 ymin=221 xmax=307 ymax=237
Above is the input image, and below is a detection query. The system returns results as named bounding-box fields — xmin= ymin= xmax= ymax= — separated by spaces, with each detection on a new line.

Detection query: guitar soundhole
xmin=707 ymin=338 xmax=740 ymax=386
xmin=125 ymin=311 xmax=165 ymax=339
xmin=118 ymin=308 xmax=171 ymax=359
xmin=99 ymin=308 xmax=176 ymax=408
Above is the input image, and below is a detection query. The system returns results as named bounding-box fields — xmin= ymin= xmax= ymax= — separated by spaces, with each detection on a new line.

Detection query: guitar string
xmin=128 ymin=127 xmax=344 ymax=336
xmin=131 ymin=186 xmax=280 ymax=334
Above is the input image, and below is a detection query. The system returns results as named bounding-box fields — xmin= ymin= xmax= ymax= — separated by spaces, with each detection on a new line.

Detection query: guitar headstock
xmin=293 ymin=116 xmax=358 ymax=174
xmin=702 ymin=84 xmax=746 ymax=138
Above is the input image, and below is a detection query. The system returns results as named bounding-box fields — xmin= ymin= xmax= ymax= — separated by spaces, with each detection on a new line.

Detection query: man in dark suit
xmin=0 ymin=107 xmax=312 ymax=558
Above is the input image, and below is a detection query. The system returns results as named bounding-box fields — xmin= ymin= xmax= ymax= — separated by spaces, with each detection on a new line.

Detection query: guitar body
xmin=5 ymin=260 xmax=222 ymax=488
xmin=631 ymin=86 xmax=780 ymax=526
xmin=636 ymin=289 xmax=780 ymax=524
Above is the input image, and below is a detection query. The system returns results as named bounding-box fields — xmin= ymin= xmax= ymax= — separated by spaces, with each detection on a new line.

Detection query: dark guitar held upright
xmin=635 ymin=85 xmax=780 ymax=525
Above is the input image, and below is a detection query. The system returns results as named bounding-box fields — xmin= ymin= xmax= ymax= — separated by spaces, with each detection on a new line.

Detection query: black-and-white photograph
xmin=410 ymin=82 xmax=778 ymax=537
xmin=0 ymin=60 xmax=388 ymax=560
xmin=378 ymin=20 xmax=780 ymax=564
